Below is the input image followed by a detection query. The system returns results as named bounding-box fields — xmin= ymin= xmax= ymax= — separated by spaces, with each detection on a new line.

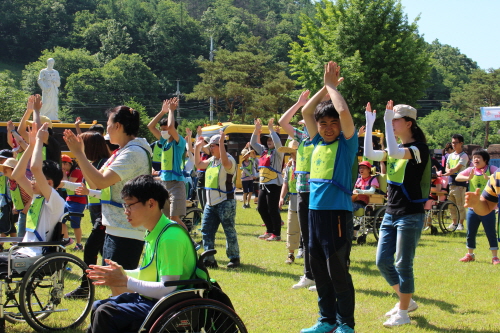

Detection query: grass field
xmin=5 ymin=201 xmax=500 ymax=332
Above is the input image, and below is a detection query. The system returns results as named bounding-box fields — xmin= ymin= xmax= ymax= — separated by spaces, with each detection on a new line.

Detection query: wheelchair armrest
xmin=17 ymin=241 xmax=65 ymax=247
xmin=68 ymin=212 xmax=85 ymax=217
xmin=0 ymin=237 xmax=24 ymax=243
xmin=199 ymin=250 xmax=217 ymax=262
xmin=163 ymin=278 xmax=210 ymax=289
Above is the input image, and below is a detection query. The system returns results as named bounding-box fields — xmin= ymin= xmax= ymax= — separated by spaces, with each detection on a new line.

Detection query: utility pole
xmin=176 ymin=79 xmax=181 ymax=122
xmin=209 ymin=36 xmax=214 ymax=122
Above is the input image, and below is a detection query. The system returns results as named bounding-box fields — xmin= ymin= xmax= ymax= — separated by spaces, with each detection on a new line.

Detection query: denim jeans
xmin=376 ymin=213 xmax=424 ymax=294
xmin=309 ymin=209 xmax=355 ymax=329
xmin=102 ymin=234 xmax=144 ymax=270
xmin=17 ymin=212 xmax=26 ymax=238
xmin=201 ymin=199 xmax=239 ymax=261
xmin=466 ymin=208 xmax=499 ymax=250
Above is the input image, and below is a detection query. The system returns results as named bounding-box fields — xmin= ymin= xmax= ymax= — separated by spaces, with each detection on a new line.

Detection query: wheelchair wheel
xmin=183 ymin=207 xmax=203 ymax=233
xmin=438 ymin=201 xmax=460 ymax=233
xmin=371 ymin=207 xmax=386 ymax=241
xmin=150 ymin=298 xmax=247 ymax=333
xmin=18 ymin=252 xmax=94 ymax=332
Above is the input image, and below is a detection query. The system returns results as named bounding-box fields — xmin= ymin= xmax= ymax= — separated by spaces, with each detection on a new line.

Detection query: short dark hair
xmin=121 ymin=175 xmax=168 ymax=210
xmin=105 ymin=106 xmax=140 ymax=136
xmin=80 ymin=132 xmax=111 ymax=162
xmin=314 ymin=100 xmax=339 ymax=121
xmin=158 ymin=118 xmax=178 ymax=129
xmin=88 ymin=124 xmax=105 ymax=135
xmin=42 ymin=160 xmax=63 ymax=189
xmin=452 ymin=134 xmax=464 ymax=143
xmin=472 ymin=148 xmax=490 ymax=165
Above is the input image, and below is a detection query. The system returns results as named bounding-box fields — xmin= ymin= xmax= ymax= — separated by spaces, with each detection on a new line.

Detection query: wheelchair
xmin=423 ymin=176 xmax=460 ymax=235
xmin=352 ymin=173 xmax=387 ymax=245
xmin=135 ymin=249 xmax=247 ymax=333
xmin=0 ymin=212 xmax=94 ymax=332
xmin=182 ymin=200 xmax=204 ymax=238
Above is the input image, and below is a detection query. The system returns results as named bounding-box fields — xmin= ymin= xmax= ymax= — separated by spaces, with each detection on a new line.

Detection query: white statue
xmin=37 ymin=58 xmax=60 ymax=120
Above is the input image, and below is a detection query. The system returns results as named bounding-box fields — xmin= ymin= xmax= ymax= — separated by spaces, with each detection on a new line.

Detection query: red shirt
xmin=67 ymin=168 xmax=87 ymax=204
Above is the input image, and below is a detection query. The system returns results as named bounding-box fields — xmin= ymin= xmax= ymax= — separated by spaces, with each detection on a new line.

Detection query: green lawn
xmin=6 ymin=203 xmax=500 ymax=332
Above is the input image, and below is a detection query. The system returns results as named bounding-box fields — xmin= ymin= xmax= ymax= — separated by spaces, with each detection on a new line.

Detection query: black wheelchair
xmin=135 ymin=249 xmax=247 ymax=333
xmin=0 ymin=212 xmax=94 ymax=332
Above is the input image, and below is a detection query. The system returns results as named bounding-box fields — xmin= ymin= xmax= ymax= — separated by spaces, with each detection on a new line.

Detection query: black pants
xmin=83 ymin=206 xmax=106 ymax=267
xmin=309 ymin=209 xmax=355 ymax=328
xmin=257 ymin=184 xmax=282 ymax=236
xmin=298 ymin=192 xmax=313 ymax=280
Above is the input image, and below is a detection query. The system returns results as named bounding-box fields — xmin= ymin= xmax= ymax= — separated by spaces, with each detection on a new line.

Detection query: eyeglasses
xmin=122 ymin=201 xmax=141 ymax=211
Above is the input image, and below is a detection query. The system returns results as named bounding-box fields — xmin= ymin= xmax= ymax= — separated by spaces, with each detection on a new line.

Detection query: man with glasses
xmin=86 ymin=175 xmax=196 ymax=333
xmin=443 ymin=134 xmax=469 ymax=230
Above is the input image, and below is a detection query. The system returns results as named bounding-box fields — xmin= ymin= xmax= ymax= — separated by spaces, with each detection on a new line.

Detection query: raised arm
xmin=167 ymin=98 xmax=180 ymax=143
xmin=11 ymin=127 xmax=36 ymax=198
xmin=268 ymin=118 xmax=282 ymax=150
xmin=278 ymin=90 xmax=310 ymax=138
xmin=32 ymin=94 xmax=43 ymax=130
xmin=218 ymin=130 xmax=232 ymax=171
xmin=364 ymin=103 xmax=386 ymax=162
xmin=194 ymin=136 xmax=211 ymax=170
xmin=31 ymin=123 xmax=53 ymax=200
xmin=301 ymin=86 xmax=328 ymax=139
xmin=147 ymin=104 xmax=168 ymax=140
xmin=75 ymin=117 xmax=83 ymax=135
xmin=384 ymin=100 xmax=413 ymax=160
xmin=18 ymin=95 xmax=35 ymax=143
xmin=63 ymin=130 xmax=121 ymax=189
xmin=250 ymin=118 xmax=264 ymax=155
xmin=324 ymin=61 xmax=353 ymax=139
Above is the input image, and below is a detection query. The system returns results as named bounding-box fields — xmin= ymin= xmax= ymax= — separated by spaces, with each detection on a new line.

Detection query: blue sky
xmin=400 ymin=0 xmax=499 ymax=69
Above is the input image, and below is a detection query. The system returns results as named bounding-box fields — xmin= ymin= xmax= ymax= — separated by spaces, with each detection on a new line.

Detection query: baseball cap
xmin=204 ymin=134 xmax=223 ymax=148
xmin=393 ymin=105 xmax=417 ymax=120
xmin=0 ymin=149 xmax=13 ymax=159
xmin=358 ymin=161 xmax=372 ymax=168
xmin=61 ymin=154 xmax=72 ymax=163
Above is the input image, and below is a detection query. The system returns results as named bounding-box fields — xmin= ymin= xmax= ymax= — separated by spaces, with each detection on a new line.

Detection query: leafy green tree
xmin=289 ymin=0 xmax=430 ymax=124
xmin=187 ymin=37 xmax=295 ymax=123
xmin=0 ymin=71 xmax=28 ymax=121
xmin=425 ymin=40 xmax=479 ymax=100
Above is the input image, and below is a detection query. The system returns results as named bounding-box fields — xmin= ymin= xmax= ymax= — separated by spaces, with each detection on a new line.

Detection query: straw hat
xmin=26 ymin=115 xmax=53 ymax=128
xmin=0 ymin=158 xmax=18 ymax=171
xmin=278 ymin=140 xmax=299 ymax=154
xmin=240 ymin=148 xmax=254 ymax=158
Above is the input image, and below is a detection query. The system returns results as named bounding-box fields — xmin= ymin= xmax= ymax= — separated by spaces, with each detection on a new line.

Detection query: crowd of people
xmin=0 ymin=61 xmax=498 ymax=332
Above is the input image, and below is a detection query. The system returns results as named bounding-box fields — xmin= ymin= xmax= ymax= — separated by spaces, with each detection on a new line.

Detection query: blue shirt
xmin=309 ymin=132 xmax=358 ymax=211
xmin=159 ymin=136 xmax=186 ymax=182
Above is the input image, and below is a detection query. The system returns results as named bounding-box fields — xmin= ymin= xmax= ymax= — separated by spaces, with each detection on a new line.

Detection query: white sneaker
xmin=385 ymin=299 xmax=418 ymax=317
xmin=296 ymin=248 xmax=304 ymax=259
xmin=383 ymin=313 xmax=411 ymax=327
xmin=457 ymin=223 xmax=464 ymax=230
xmin=308 ymin=285 xmax=317 ymax=292
xmin=292 ymin=276 xmax=315 ymax=289
xmin=448 ymin=223 xmax=458 ymax=231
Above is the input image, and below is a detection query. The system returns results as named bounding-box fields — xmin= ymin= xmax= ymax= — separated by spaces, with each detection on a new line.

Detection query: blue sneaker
xmin=336 ymin=324 xmax=355 ymax=333
xmin=300 ymin=321 xmax=338 ymax=333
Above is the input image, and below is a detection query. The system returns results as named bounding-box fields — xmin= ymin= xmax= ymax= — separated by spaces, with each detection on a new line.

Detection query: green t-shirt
xmin=138 ymin=214 xmax=196 ymax=282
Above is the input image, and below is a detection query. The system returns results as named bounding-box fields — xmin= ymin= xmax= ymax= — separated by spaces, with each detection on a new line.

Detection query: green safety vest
xmin=161 ymin=141 xmax=184 ymax=177
xmin=152 ymin=141 xmax=163 ymax=164
xmin=26 ymin=196 xmax=45 ymax=241
xmin=240 ymin=160 xmax=253 ymax=178
xmin=386 ymin=153 xmax=431 ymax=203
xmin=15 ymin=151 xmax=23 ymax=161
xmin=309 ymin=140 xmax=351 ymax=195
xmin=468 ymin=167 xmax=491 ymax=193
xmin=288 ymin=164 xmax=297 ymax=194
xmin=204 ymin=159 xmax=234 ymax=194
xmin=11 ymin=183 xmax=24 ymax=211
xmin=447 ymin=152 xmax=466 ymax=174
xmin=0 ymin=175 xmax=6 ymax=198
xmin=86 ymin=182 xmax=101 ymax=206
xmin=295 ymin=140 xmax=314 ymax=176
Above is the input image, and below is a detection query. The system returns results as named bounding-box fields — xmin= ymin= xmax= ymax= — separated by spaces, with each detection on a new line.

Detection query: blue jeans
xmin=88 ymin=293 xmax=155 ymax=333
xmin=466 ymin=209 xmax=499 ymax=250
xmin=17 ymin=212 xmax=26 ymax=238
xmin=102 ymin=234 xmax=144 ymax=270
xmin=309 ymin=209 xmax=355 ymax=329
xmin=376 ymin=213 xmax=424 ymax=294
xmin=201 ymin=199 xmax=239 ymax=261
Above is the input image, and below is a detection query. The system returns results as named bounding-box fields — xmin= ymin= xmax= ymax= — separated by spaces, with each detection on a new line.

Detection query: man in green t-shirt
xmin=86 ymin=175 xmax=197 ymax=333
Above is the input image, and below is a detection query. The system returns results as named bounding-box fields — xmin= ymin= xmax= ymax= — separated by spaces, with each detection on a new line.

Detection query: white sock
xmin=397 ymin=309 xmax=409 ymax=317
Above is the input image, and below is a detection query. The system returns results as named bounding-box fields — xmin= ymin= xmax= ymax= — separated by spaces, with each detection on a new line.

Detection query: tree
xmin=289 ymin=0 xmax=430 ymax=125
xmin=0 ymin=71 xmax=28 ymax=121
xmin=424 ymin=40 xmax=479 ymax=100
xmin=446 ymin=68 xmax=500 ymax=147
xmin=187 ymin=37 xmax=295 ymax=123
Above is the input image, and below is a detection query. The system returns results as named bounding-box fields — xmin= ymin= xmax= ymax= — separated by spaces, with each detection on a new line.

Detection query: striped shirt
xmin=482 ymin=171 xmax=500 ymax=204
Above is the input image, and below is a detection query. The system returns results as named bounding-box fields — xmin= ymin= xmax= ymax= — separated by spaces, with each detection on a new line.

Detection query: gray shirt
xmin=250 ymin=131 xmax=284 ymax=186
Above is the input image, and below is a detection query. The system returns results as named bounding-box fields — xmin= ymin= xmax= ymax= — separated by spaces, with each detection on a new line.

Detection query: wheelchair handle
xmin=66 ymin=212 xmax=85 ymax=217
xmin=199 ymin=249 xmax=217 ymax=261
xmin=163 ymin=278 xmax=211 ymax=289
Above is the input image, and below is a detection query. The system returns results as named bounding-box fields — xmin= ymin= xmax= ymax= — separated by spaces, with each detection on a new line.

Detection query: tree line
xmin=0 ymin=0 xmax=499 ymax=148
